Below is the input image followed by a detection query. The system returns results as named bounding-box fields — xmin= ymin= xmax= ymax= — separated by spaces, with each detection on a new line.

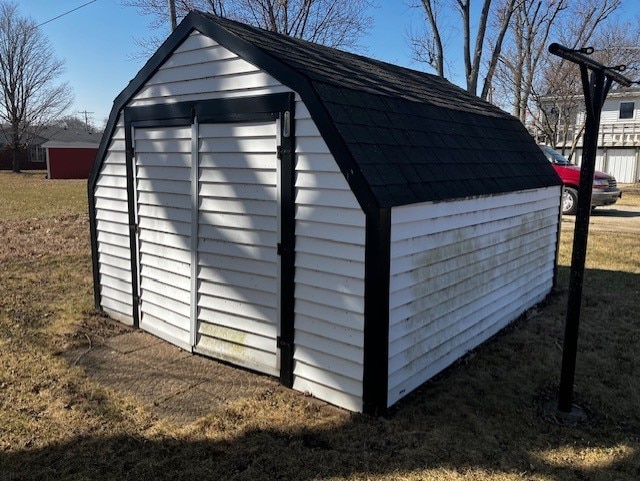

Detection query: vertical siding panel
xmin=95 ymin=115 xmax=133 ymax=324
xmin=293 ymin=99 xmax=366 ymax=412
xmin=195 ymin=121 xmax=280 ymax=376
xmin=387 ymin=187 xmax=561 ymax=406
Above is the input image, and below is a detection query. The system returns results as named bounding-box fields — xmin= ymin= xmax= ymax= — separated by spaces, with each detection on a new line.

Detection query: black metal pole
xmin=557 ymin=67 xmax=605 ymax=412
xmin=548 ymin=43 xmax=633 ymax=419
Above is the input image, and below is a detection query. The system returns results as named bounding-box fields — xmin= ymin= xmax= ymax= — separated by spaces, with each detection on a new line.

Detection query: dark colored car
xmin=539 ymin=145 xmax=621 ymax=215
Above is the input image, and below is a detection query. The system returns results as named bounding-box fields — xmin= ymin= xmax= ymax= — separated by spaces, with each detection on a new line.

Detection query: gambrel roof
xmin=95 ymin=11 xmax=561 ymax=210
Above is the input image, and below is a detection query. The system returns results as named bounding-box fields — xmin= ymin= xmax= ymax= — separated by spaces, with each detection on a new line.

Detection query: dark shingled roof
xmin=201 ymin=13 xmax=560 ymax=208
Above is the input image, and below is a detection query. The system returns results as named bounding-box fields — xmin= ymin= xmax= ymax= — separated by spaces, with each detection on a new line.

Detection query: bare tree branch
xmin=0 ymin=1 xmax=72 ymax=172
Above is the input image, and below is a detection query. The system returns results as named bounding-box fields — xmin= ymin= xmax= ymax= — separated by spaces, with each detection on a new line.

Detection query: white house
xmin=541 ymin=88 xmax=640 ymax=183
xmin=89 ymin=11 xmax=562 ymax=413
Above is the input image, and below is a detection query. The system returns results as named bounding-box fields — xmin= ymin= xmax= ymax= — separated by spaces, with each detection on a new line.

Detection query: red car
xmin=539 ymin=145 xmax=621 ymax=215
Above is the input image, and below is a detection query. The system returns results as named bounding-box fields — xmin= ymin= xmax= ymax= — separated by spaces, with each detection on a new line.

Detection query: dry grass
xmin=1 ymin=172 xmax=639 ymax=480
xmin=619 ymin=183 xmax=640 ymax=206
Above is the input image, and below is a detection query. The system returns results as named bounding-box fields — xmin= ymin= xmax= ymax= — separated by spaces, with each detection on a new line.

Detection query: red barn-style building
xmin=43 ymin=130 xmax=99 ymax=179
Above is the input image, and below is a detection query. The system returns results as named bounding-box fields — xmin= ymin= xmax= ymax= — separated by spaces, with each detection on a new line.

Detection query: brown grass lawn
xmin=1 ymin=172 xmax=639 ymax=480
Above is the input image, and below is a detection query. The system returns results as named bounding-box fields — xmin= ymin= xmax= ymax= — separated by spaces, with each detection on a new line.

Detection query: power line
xmin=37 ymin=0 xmax=98 ymax=28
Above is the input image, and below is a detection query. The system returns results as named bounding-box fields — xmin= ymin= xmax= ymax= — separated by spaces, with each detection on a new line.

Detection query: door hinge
xmin=277 ymin=243 xmax=292 ymax=256
xmin=277 ymin=336 xmax=292 ymax=350
xmin=277 ymin=145 xmax=291 ymax=160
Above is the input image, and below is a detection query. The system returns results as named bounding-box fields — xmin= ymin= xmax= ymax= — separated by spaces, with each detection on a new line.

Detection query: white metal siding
xmin=575 ymin=147 xmax=639 ymax=182
xmin=292 ymin=102 xmax=366 ymax=412
xmin=387 ymin=187 xmax=561 ymax=406
xmin=94 ymin=116 xmax=133 ymax=324
xmin=95 ymin=31 xmax=366 ymax=411
xmin=606 ymin=148 xmax=639 ymax=183
xmin=196 ymin=121 xmax=280 ymax=375
xmin=135 ymin=126 xmax=193 ymax=349
xmin=130 ymin=32 xmax=290 ymax=107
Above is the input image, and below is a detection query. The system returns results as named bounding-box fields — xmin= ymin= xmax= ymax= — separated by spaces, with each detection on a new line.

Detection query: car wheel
xmin=562 ymin=187 xmax=578 ymax=215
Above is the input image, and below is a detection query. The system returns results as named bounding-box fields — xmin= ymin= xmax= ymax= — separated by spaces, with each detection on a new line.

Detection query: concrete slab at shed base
xmin=64 ymin=331 xmax=279 ymax=424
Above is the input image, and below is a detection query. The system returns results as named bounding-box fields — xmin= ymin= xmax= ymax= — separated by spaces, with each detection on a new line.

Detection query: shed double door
xmin=133 ymin=120 xmax=281 ymax=375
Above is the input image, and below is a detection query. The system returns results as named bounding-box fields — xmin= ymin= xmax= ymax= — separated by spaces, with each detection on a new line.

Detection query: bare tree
xmin=410 ymin=0 xmax=518 ymax=98
xmin=0 ymin=2 xmax=72 ymax=173
xmin=123 ymin=0 xmax=375 ymax=55
xmin=502 ymin=0 xmax=640 ymax=151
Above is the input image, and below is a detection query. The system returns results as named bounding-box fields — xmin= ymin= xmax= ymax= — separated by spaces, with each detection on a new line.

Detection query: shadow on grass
xmin=591 ymin=207 xmax=640 ymax=217
xmin=2 ymin=268 xmax=639 ymax=480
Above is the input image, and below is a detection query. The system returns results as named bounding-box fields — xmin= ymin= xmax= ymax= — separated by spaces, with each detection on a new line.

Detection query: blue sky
xmin=18 ymin=1 xmax=640 ymax=126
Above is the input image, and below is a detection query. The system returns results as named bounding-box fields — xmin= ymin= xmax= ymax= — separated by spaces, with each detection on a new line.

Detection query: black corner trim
xmin=123 ymin=114 xmax=140 ymax=329
xmin=363 ymin=208 xmax=391 ymax=415
xmin=88 ymin=178 xmax=100 ymax=309
xmin=278 ymin=92 xmax=296 ymax=387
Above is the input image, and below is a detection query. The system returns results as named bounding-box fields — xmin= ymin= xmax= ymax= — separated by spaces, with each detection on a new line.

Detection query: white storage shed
xmin=89 ymin=12 xmax=563 ymax=413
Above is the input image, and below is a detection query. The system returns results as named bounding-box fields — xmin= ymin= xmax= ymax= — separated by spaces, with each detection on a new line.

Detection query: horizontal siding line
xmin=391 ymin=195 xmax=560 ymax=242
xmin=198 ymin=239 xmax=276 ymax=262
xmin=140 ymin=253 xmax=190 ymax=277
xmin=141 ymin=264 xmax=190 ymax=291
xmin=295 ymin=188 xmax=362 ymax=210
xmin=388 ymin=262 xmax=553 ymax=355
xmin=390 ymin=239 xmax=556 ymax=307
xmin=390 ymin=209 xmax=559 ymax=260
xmin=198 ymin=265 xmax=276 ymax=292
xmin=99 ymin=273 xmax=132 ymax=296
xmin=296 ymin=251 xmax=365 ymax=278
xmin=140 ymin=271 xmax=190 ymax=297
xmin=294 ymin=329 xmax=363 ymax=363
xmin=140 ymin=314 xmax=191 ymax=349
xmin=138 ymin=217 xmax=192 ymax=237
xmin=198 ymin=251 xmax=276 ymax=278
xmin=390 ymin=227 xmax=558 ymax=289
xmin=96 ymin=231 xmax=133 ymax=249
xmin=292 ymin=377 xmax=362 ymax=412
xmin=94 ymin=186 xmax=128 ymax=201
xmin=296 ymin=284 xmax=364 ymax=315
xmin=128 ymin=86 xmax=293 ymax=107
xmin=389 ymin=243 xmax=554 ymax=328
xmin=99 ymin=284 xmax=132 ymax=305
xmin=295 ymin=204 xmax=366 ymax=228
xmin=199 ymin=197 xmax=276 ymax=216
xmin=141 ymin=277 xmax=191 ymax=307
xmin=96 ymin=220 xmax=130 ymax=236
xmin=389 ymin=248 xmax=554 ymax=336
xmin=295 ymin=171 xmax=349 ymax=190
xmin=294 ymin=345 xmax=362 ymax=381
xmin=144 ymin=62 xmax=263 ymax=89
xmin=390 ymin=221 xmax=557 ymax=279
xmin=198 ymin=225 xmax=276 ymax=248
xmin=198 ymin=280 xmax=277 ymax=309
xmin=294 ymin=300 xmax=364 ymax=331
xmin=293 ymin=361 xmax=362 ymax=397
xmin=295 ymin=220 xmax=365 ymax=246
xmin=134 ymin=71 xmax=283 ymax=100
xmin=97 ymin=252 xmax=130 ymax=270
xmin=136 ymin=179 xmax=191 ymax=196
xmin=388 ymin=278 xmax=551 ymax=393
xmin=198 ymin=322 xmax=275 ymax=353
xmin=145 ymin=58 xmax=261 ymax=87
xmin=198 ymin=293 xmax=277 ymax=323
xmin=294 ymin=314 xmax=364 ymax=348
xmin=138 ymin=237 xmax=192 ymax=259
xmin=295 ymin=268 xmax=365 ymax=296
xmin=195 ymin=339 xmax=278 ymax=377
xmin=387 ymin=288 xmax=550 ymax=406
xmin=98 ymin=243 xmax=131 ymax=261
xmin=101 ymin=297 xmax=132 ymax=319
xmin=199 ymin=212 xmax=276 ymax=232
xmin=197 ymin=308 xmax=276 ymax=339
xmin=296 ymin=237 xmax=365 ymax=264
xmin=392 ymin=186 xmax=560 ymax=225
xmin=100 ymin=264 xmax=134 ymax=284
xmin=141 ymin=294 xmax=190 ymax=322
